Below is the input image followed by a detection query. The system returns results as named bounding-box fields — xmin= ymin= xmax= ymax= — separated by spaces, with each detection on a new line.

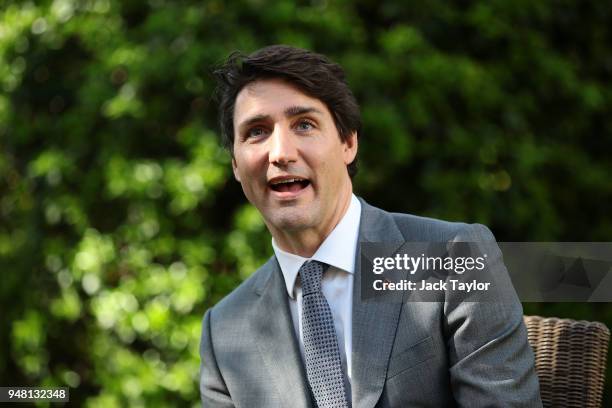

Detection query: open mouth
xmin=268 ymin=177 xmax=311 ymax=193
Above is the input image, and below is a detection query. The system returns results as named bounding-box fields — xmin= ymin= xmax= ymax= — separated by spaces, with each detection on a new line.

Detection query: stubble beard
xmin=266 ymin=204 xmax=318 ymax=233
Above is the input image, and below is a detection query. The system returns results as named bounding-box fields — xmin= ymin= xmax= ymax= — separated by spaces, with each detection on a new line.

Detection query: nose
xmin=268 ymin=125 xmax=298 ymax=166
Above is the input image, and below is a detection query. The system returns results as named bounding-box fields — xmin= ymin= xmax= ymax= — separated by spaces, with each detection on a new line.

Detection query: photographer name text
xmin=373 ymin=279 xmax=491 ymax=293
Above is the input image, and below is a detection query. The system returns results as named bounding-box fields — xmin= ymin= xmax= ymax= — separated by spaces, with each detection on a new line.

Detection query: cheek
xmin=313 ymin=158 xmax=342 ymax=190
xmin=235 ymin=156 xmax=270 ymax=196
xmin=235 ymin=149 xmax=263 ymax=174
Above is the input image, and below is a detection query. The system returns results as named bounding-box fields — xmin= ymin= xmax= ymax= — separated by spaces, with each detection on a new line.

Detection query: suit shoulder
xmin=208 ymin=256 xmax=276 ymax=319
xmin=388 ymin=210 xmax=493 ymax=242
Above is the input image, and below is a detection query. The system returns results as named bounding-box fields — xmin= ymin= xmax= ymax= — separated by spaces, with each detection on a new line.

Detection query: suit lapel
xmin=251 ymin=258 xmax=312 ymax=408
xmin=352 ymin=200 xmax=405 ymax=408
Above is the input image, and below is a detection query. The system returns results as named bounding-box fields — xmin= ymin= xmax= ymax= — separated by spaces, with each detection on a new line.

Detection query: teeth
xmin=271 ymin=178 xmax=303 ymax=185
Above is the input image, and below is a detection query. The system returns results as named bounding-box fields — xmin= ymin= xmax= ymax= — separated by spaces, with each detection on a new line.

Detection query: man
xmin=200 ymin=45 xmax=542 ymax=407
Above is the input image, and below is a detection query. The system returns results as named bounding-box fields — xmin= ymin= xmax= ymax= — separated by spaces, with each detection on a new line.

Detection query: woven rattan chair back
xmin=524 ymin=315 xmax=610 ymax=407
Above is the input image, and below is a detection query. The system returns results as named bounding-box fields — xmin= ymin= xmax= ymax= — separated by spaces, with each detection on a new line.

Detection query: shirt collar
xmin=272 ymin=194 xmax=362 ymax=299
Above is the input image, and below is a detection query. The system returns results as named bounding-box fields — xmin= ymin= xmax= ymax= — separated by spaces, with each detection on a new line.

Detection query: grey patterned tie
xmin=299 ymin=260 xmax=349 ymax=408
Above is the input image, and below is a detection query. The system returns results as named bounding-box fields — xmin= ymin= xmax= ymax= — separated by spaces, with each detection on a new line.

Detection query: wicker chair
xmin=524 ymin=315 xmax=610 ymax=407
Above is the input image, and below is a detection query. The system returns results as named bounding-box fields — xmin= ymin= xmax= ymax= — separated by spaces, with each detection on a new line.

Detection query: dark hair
xmin=213 ymin=45 xmax=361 ymax=177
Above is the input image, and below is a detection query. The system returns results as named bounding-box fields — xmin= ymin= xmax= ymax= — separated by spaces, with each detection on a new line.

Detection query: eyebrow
xmin=283 ymin=105 xmax=323 ymax=117
xmin=237 ymin=106 xmax=323 ymax=131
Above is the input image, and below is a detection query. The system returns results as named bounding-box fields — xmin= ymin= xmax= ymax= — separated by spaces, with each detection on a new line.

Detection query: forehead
xmin=233 ymin=79 xmax=329 ymax=123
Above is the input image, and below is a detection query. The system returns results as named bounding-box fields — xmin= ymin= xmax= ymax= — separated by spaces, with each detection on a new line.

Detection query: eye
xmin=246 ymin=127 xmax=267 ymax=139
xmin=295 ymin=120 xmax=315 ymax=132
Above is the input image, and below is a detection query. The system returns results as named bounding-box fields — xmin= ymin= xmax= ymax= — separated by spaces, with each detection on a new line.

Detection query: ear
xmin=342 ymin=131 xmax=358 ymax=165
xmin=232 ymin=158 xmax=241 ymax=182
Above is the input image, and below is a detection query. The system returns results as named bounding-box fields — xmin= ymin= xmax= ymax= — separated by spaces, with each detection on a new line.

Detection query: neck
xmin=272 ymin=189 xmax=353 ymax=258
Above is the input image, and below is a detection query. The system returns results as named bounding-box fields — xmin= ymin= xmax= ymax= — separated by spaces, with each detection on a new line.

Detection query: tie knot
xmin=299 ymin=260 xmax=327 ymax=296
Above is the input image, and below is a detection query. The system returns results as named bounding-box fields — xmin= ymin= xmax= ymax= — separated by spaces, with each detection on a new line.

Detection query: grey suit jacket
xmin=200 ymin=199 xmax=542 ymax=407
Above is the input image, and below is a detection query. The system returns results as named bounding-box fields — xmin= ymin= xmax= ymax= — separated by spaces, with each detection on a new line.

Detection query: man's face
xmin=232 ymin=79 xmax=357 ymax=241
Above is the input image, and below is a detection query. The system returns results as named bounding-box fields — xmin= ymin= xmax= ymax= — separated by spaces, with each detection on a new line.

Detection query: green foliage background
xmin=1 ymin=0 xmax=611 ymax=406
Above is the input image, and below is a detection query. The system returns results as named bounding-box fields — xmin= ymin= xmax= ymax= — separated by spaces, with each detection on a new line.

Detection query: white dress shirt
xmin=272 ymin=194 xmax=361 ymax=393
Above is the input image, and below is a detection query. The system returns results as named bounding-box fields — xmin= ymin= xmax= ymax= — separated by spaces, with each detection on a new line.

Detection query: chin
xmin=268 ymin=211 xmax=315 ymax=232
